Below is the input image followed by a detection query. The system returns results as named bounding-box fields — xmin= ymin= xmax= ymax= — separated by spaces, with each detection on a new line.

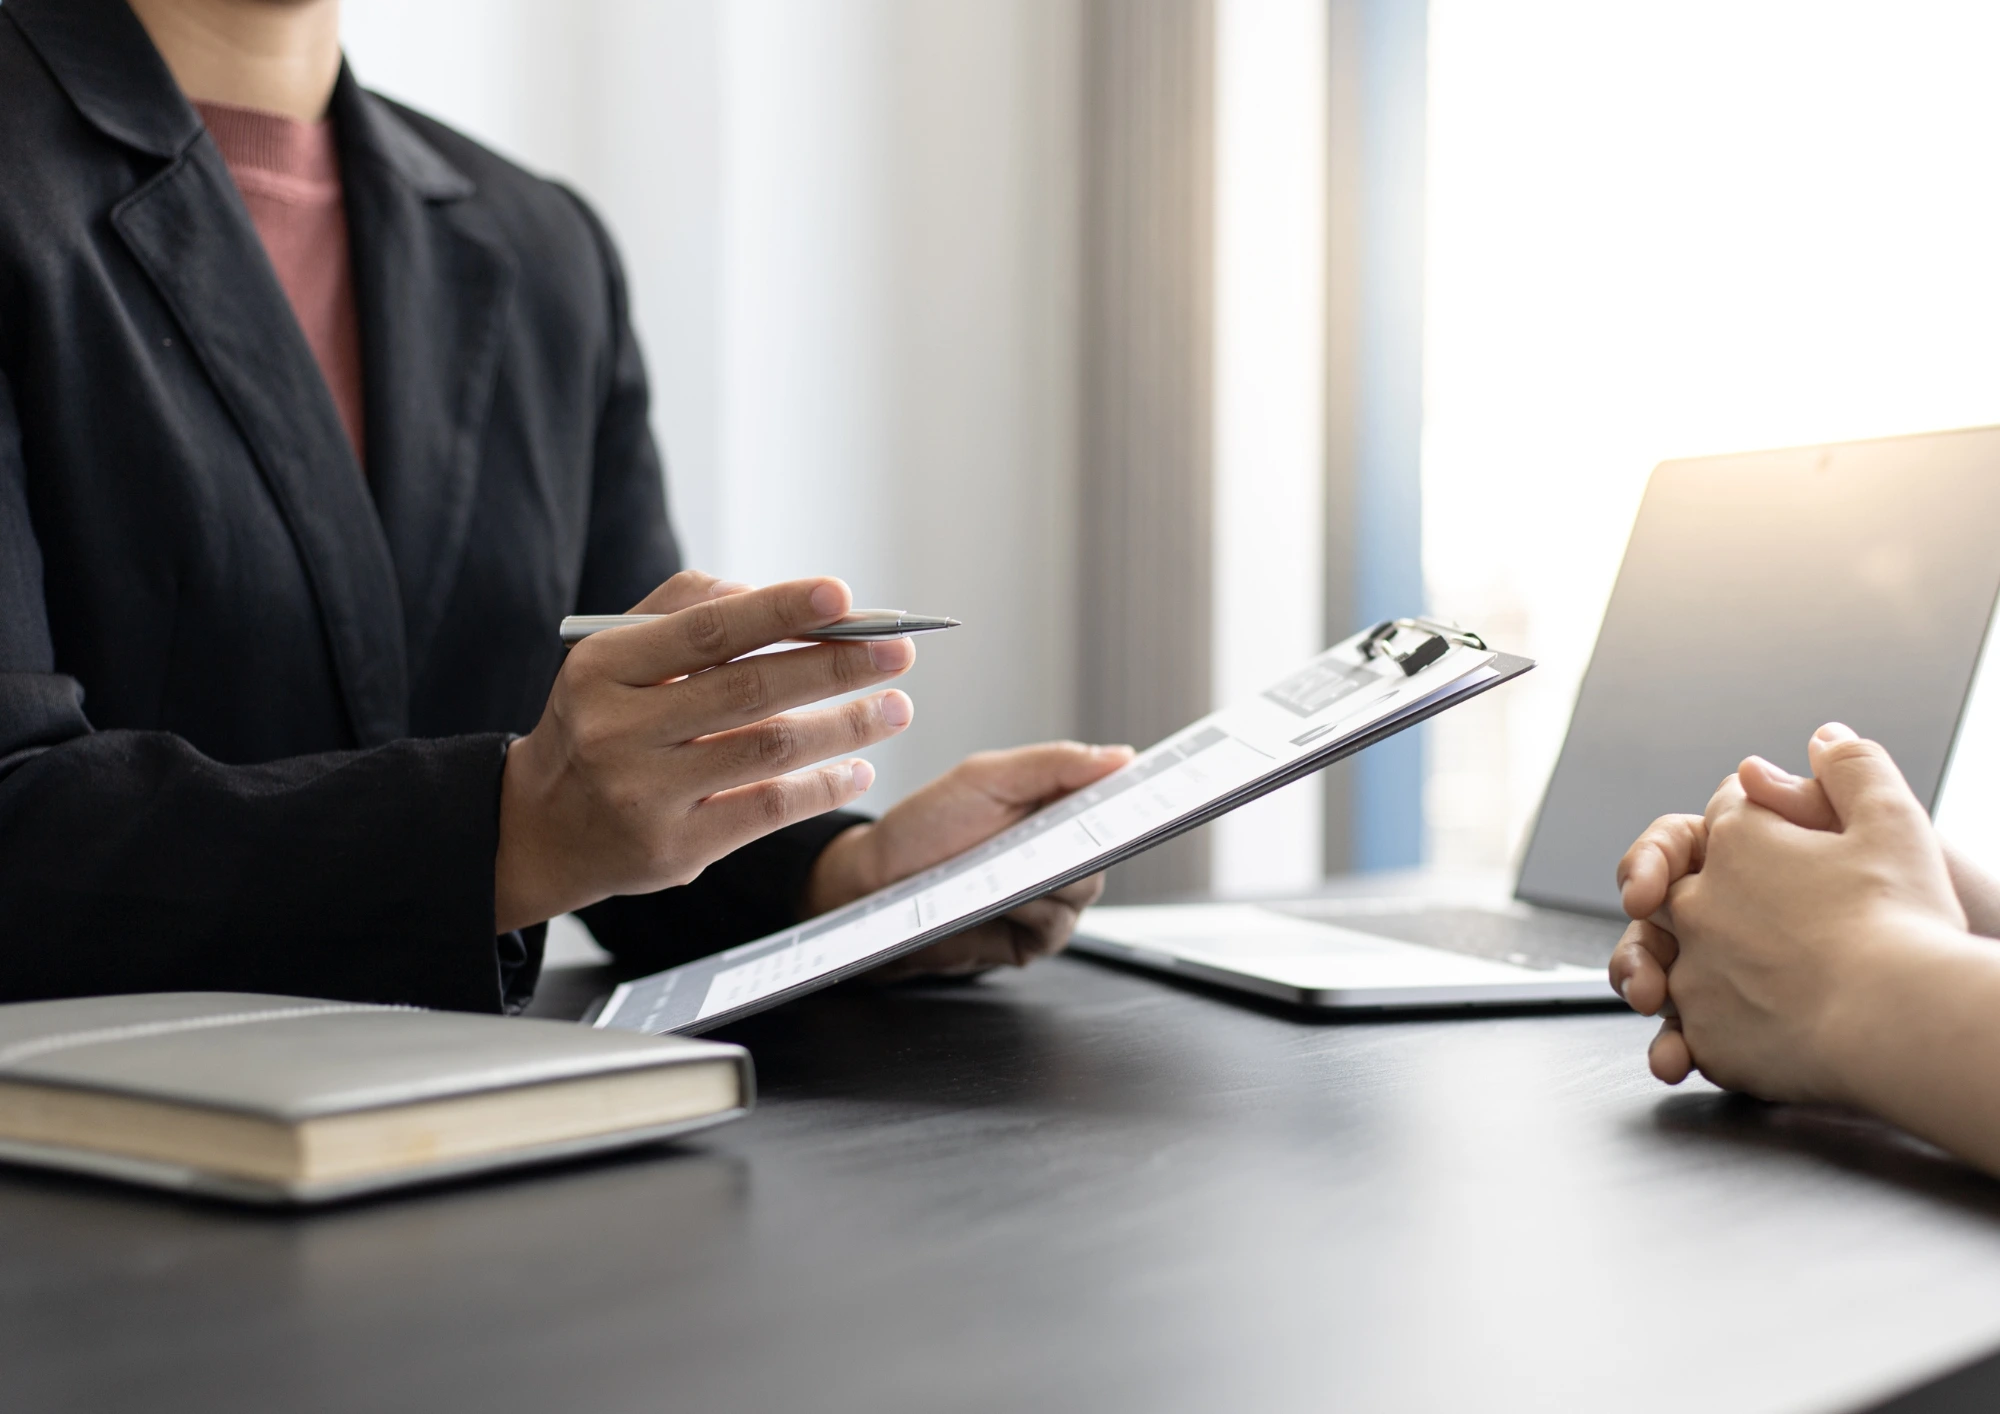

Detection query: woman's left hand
xmin=803 ymin=741 xmax=1136 ymax=979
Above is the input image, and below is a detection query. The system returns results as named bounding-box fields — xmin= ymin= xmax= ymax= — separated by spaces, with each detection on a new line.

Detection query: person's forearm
xmin=1942 ymin=839 xmax=2000 ymax=938
xmin=1819 ymin=917 xmax=2000 ymax=1176
xmin=0 ymin=730 xmax=514 ymax=1011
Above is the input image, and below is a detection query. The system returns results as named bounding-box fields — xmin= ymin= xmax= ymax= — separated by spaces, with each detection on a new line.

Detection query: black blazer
xmin=0 ymin=0 xmax=858 ymax=1012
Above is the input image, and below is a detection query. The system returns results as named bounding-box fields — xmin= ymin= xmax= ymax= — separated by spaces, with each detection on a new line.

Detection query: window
xmin=1423 ymin=0 xmax=2000 ymax=868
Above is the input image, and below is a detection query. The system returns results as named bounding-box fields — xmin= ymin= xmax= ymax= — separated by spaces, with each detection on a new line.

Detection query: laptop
xmin=1071 ymin=425 xmax=2000 ymax=1011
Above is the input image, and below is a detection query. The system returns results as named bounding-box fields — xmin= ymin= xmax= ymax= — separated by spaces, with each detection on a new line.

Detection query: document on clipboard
xmin=589 ymin=619 xmax=1533 ymax=1036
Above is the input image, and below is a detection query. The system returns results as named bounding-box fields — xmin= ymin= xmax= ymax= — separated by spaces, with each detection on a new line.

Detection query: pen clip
xmin=1358 ymin=617 xmax=1488 ymax=676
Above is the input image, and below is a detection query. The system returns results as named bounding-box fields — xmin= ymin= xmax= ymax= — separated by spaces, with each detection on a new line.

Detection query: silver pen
xmin=559 ymin=610 xmax=962 ymax=646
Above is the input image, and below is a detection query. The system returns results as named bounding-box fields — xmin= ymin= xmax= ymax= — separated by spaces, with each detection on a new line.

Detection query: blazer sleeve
xmin=0 ymin=367 xmax=528 ymax=1013
xmin=558 ymin=188 xmax=868 ymax=975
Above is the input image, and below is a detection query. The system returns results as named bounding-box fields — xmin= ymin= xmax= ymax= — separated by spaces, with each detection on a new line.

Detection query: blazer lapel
xmin=335 ymin=74 xmax=518 ymax=674
xmin=13 ymin=1 xmax=513 ymax=736
xmin=111 ymin=161 xmax=414 ymax=755
xmin=14 ymin=0 xmax=413 ymax=746
xmin=112 ymin=151 xmax=411 ymax=745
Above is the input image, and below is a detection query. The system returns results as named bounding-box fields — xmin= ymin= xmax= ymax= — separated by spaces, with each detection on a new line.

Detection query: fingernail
xmin=868 ymin=639 xmax=915 ymax=671
xmin=878 ymin=691 xmax=913 ymax=728
xmin=1815 ymin=722 xmax=1857 ymax=743
xmin=849 ymin=759 xmax=875 ymax=793
xmin=713 ymin=580 xmax=751 ymax=596
xmin=1619 ymin=976 xmax=1635 ymax=1006
xmin=1093 ymin=744 xmax=1135 ymax=760
xmin=810 ymin=581 xmax=847 ymax=617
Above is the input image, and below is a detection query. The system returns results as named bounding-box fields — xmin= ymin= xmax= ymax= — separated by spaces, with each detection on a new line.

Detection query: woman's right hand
xmin=494 ymin=571 xmax=915 ymax=933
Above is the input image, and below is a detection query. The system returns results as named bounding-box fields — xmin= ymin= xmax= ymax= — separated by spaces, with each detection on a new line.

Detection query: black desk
xmin=6 ymin=955 xmax=2000 ymax=1413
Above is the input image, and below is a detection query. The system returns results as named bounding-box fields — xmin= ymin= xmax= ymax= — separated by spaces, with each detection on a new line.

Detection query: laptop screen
xmin=1515 ymin=425 xmax=2000 ymax=917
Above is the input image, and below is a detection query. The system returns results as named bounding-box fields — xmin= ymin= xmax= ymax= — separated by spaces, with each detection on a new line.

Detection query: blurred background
xmin=340 ymin=0 xmax=2000 ymax=904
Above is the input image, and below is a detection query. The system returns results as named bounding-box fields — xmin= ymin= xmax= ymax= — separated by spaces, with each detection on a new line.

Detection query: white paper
xmin=682 ymin=636 xmax=1496 ymax=1023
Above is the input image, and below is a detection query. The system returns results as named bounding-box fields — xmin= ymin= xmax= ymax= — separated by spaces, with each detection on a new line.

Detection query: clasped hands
xmin=496 ymin=571 xmax=1131 ymax=978
xmin=1608 ymin=722 xmax=1985 ymax=1103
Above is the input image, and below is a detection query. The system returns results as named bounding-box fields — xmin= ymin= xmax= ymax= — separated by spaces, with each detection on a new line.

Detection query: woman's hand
xmin=1613 ymin=724 xmax=2000 ymax=1179
xmin=495 ymin=572 xmax=917 ymax=932
xmin=1608 ymin=753 xmax=1838 ymax=1082
xmin=1613 ymin=745 xmax=2000 ymax=1076
xmin=1612 ymin=723 xmax=1966 ymax=1100
xmin=803 ymin=741 xmax=1136 ymax=979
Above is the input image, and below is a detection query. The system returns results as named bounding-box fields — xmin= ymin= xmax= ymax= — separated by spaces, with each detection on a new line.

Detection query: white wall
xmin=711 ymin=1 xmax=1083 ymax=805
xmin=341 ymin=0 xmax=1083 ymax=810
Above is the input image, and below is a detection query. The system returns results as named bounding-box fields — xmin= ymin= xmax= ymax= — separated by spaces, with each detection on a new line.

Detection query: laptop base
xmin=1070 ymin=902 xmax=1620 ymax=1012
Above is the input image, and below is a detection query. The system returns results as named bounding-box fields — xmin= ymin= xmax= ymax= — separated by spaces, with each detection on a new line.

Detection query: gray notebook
xmin=0 ymin=992 xmax=752 ymax=1204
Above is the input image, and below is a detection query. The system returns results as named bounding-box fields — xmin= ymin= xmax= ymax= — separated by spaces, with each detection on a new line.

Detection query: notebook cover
xmin=0 ymin=992 xmax=752 ymax=1204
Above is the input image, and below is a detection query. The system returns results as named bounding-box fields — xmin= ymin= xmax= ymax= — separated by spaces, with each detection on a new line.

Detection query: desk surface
xmin=6 ymin=954 xmax=2000 ymax=1413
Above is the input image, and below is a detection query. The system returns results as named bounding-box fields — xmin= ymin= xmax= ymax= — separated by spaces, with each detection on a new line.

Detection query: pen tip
xmin=944 ymin=618 xmax=962 ymax=628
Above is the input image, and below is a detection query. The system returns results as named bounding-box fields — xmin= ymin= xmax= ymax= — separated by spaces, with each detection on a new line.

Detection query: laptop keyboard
xmin=1266 ymin=904 xmax=1624 ymax=972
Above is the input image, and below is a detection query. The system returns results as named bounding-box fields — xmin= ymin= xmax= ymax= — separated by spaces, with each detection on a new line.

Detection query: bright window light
xmin=1211 ymin=0 xmax=1329 ymax=896
xmin=1422 ymin=0 xmax=2000 ymax=869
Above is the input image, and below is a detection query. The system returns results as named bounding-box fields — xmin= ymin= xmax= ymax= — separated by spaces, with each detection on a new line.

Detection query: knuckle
xmin=755 ymin=717 xmax=798 ymax=767
xmin=757 ymin=779 xmax=796 ymax=826
xmin=684 ymin=600 xmax=729 ymax=655
xmin=647 ymin=853 xmax=704 ymax=889
xmin=723 ymin=662 xmax=768 ymax=715
xmin=830 ymin=644 xmax=868 ymax=690
xmin=844 ymin=697 xmax=879 ymax=740
xmin=563 ymin=637 xmax=607 ymax=678
xmin=567 ymin=712 xmax=620 ymax=765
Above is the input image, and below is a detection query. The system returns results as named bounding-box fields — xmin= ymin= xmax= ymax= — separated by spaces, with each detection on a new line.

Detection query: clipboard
xmin=588 ymin=619 xmax=1533 ymax=1035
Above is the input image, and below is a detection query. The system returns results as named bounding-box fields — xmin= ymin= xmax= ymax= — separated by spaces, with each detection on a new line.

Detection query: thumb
xmin=1738 ymin=755 xmax=1839 ymax=831
xmin=1805 ymin=722 xmax=1925 ymax=833
xmin=958 ymin=741 xmax=1135 ymax=807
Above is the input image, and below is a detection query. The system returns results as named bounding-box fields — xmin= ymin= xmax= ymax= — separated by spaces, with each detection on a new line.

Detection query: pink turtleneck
xmin=195 ymin=99 xmax=366 ymax=472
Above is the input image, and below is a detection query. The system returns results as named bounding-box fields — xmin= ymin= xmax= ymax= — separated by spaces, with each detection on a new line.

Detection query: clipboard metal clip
xmin=1359 ymin=617 xmax=1489 ymax=677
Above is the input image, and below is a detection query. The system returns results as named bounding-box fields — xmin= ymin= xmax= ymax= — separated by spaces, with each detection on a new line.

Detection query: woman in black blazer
xmin=0 ymin=0 xmax=1125 ymax=1012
